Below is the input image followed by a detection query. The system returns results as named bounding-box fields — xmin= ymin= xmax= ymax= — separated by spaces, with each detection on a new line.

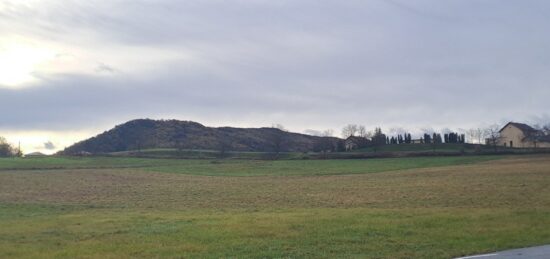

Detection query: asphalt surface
xmin=455 ymin=245 xmax=550 ymax=259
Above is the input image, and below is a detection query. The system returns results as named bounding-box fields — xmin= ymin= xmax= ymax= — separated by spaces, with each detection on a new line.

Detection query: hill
xmin=60 ymin=119 xmax=342 ymax=155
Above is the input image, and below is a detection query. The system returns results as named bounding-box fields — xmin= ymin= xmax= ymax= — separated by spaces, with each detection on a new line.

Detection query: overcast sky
xmin=1 ymin=0 xmax=550 ymax=153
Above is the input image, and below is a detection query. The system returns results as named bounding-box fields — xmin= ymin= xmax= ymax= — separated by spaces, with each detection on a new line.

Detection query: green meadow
xmin=0 ymin=155 xmax=498 ymax=176
xmin=1 ymin=155 xmax=550 ymax=258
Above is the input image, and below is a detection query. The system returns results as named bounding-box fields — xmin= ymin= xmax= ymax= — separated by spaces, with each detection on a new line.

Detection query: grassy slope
xmin=0 ymin=156 xmax=169 ymax=170
xmin=148 ymin=156 xmax=500 ymax=176
xmin=0 ymin=155 xmax=499 ymax=176
xmin=110 ymin=148 xmax=307 ymax=160
xmin=1 ymin=155 xmax=549 ymax=258
xmin=107 ymin=144 xmax=547 ymax=160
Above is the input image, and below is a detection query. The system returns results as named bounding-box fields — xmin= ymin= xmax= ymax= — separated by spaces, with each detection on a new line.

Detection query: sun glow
xmin=3 ymin=130 xmax=94 ymax=155
xmin=0 ymin=41 xmax=56 ymax=88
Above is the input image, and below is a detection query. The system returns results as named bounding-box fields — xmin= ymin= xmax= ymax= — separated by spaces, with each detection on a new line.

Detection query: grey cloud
xmin=1 ymin=0 xmax=550 ymax=135
xmin=95 ymin=63 xmax=116 ymax=74
xmin=43 ymin=141 xmax=56 ymax=150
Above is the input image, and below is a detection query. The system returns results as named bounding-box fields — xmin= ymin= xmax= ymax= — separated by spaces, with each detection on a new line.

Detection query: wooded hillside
xmin=60 ymin=119 xmax=342 ymax=154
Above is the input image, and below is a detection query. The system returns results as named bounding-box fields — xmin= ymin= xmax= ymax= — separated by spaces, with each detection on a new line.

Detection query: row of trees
xmin=388 ymin=133 xmax=412 ymax=144
xmin=386 ymin=132 xmax=465 ymax=145
xmin=350 ymin=123 xmax=550 ymax=144
xmin=0 ymin=137 xmax=22 ymax=157
xmin=341 ymin=124 xmax=468 ymax=145
xmin=466 ymin=126 xmax=501 ymax=145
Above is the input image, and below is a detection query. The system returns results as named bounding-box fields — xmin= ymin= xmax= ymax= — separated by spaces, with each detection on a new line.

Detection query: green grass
xmin=0 ymin=156 xmax=170 ymax=170
xmin=1 ymin=205 xmax=549 ymax=258
xmin=147 ymin=156 xmax=501 ymax=176
xmin=0 ymin=155 xmax=501 ymax=176
xmin=1 ymin=155 xmax=549 ymax=258
xmin=92 ymin=145 xmax=549 ymax=160
xmin=110 ymin=148 xmax=306 ymax=160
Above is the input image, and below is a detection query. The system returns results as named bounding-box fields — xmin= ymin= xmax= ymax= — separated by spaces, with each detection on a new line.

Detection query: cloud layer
xmin=1 ymin=0 xmax=550 ymax=150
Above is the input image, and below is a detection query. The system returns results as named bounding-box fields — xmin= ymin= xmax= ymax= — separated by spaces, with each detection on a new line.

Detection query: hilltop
xmin=60 ymin=119 xmax=342 ymax=155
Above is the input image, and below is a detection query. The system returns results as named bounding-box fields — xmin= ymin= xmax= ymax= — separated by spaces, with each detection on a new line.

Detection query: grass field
xmin=104 ymin=144 xmax=550 ymax=160
xmin=1 ymin=155 xmax=550 ymax=258
xmin=110 ymin=148 xmax=308 ymax=160
xmin=0 ymin=155 xmax=499 ymax=176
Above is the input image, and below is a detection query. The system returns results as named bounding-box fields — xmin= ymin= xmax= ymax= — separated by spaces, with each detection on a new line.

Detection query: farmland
xmin=1 ymin=155 xmax=550 ymax=258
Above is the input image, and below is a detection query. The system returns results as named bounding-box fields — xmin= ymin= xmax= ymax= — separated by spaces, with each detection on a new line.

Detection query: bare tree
xmin=467 ymin=128 xmax=477 ymax=144
xmin=485 ymin=125 xmax=501 ymax=152
xmin=535 ymin=123 xmax=550 ymax=136
xmin=527 ymin=124 xmax=546 ymax=149
xmin=532 ymin=130 xmax=544 ymax=149
xmin=462 ymin=127 xmax=486 ymax=145
xmin=14 ymin=145 xmax=23 ymax=157
xmin=364 ymin=130 xmax=374 ymax=139
xmin=341 ymin=124 xmax=358 ymax=138
xmin=322 ymin=129 xmax=334 ymax=137
xmin=358 ymin=125 xmax=367 ymax=138
xmin=466 ymin=128 xmax=486 ymax=144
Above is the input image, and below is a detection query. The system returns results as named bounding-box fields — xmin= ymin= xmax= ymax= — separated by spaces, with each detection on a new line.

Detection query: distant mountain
xmin=60 ymin=119 xmax=343 ymax=155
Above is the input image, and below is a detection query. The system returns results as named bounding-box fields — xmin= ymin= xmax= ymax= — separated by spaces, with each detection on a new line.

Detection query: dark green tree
xmin=371 ymin=127 xmax=387 ymax=152
xmin=0 ymin=137 xmax=16 ymax=157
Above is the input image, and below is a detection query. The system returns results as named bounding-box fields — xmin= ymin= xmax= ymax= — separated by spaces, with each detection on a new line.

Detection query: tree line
xmin=0 ymin=137 xmax=22 ymax=157
xmin=340 ymin=124 xmax=466 ymax=145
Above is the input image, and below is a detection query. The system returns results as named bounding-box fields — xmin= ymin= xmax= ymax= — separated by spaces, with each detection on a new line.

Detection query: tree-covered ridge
xmin=60 ymin=119 xmax=342 ymax=155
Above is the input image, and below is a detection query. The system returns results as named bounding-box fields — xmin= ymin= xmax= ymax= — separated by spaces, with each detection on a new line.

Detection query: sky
xmin=1 ymin=0 xmax=550 ymax=154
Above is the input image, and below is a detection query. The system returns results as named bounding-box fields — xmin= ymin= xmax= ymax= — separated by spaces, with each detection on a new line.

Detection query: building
xmin=344 ymin=136 xmax=370 ymax=151
xmin=497 ymin=122 xmax=550 ymax=148
xmin=411 ymin=139 xmax=423 ymax=144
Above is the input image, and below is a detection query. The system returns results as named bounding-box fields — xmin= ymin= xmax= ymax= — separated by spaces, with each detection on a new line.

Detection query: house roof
xmin=499 ymin=122 xmax=537 ymax=134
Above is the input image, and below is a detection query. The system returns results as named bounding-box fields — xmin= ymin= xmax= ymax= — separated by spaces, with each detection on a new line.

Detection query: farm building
xmin=411 ymin=139 xmax=423 ymax=144
xmin=497 ymin=122 xmax=550 ymax=148
xmin=344 ymin=136 xmax=370 ymax=151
